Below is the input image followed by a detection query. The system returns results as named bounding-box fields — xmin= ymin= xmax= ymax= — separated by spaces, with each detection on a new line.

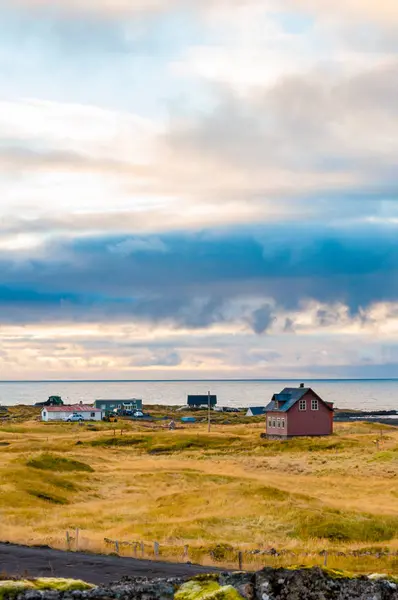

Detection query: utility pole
xmin=208 ymin=390 xmax=211 ymax=433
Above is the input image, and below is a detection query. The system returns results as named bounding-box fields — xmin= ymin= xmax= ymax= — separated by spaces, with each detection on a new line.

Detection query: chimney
xmin=300 ymin=383 xmax=305 ymax=388
xmin=80 ymin=401 xmax=83 ymax=405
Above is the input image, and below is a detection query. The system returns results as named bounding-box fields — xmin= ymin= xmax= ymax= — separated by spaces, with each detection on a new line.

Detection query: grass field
xmin=0 ymin=406 xmax=397 ymax=574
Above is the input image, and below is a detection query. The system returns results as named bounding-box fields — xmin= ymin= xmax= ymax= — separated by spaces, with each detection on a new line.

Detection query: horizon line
xmin=0 ymin=378 xmax=398 ymax=384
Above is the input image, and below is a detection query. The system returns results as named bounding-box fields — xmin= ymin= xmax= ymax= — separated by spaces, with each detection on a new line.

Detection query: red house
xmin=264 ymin=384 xmax=333 ymax=438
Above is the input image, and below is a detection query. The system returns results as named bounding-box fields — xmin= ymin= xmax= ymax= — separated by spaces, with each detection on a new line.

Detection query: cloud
xmin=2 ymin=0 xmax=173 ymax=18
xmin=250 ymin=304 xmax=275 ymax=335
xmin=1 ymin=224 xmax=398 ymax=332
xmin=108 ymin=237 xmax=169 ymax=256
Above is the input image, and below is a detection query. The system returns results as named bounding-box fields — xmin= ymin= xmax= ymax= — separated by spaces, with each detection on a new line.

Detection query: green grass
xmin=27 ymin=453 xmax=94 ymax=473
xmin=293 ymin=510 xmax=398 ymax=543
xmin=90 ymin=433 xmax=361 ymax=455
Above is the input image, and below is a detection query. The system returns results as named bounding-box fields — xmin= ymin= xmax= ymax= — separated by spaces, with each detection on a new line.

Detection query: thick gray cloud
xmin=0 ymin=223 xmax=397 ymax=331
xmin=250 ymin=304 xmax=275 ymax=335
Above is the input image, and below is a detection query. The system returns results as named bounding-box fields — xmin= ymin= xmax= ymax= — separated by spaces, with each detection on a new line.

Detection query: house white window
xmin=272 ymin=418 xmax=276 ymax=427
xmin=311 ymin=399 xmax=319 ymax=411
xmin=299 ymin=399 xmax=307 ymax=411
xmin=268 ymin=418 xmax=272 ymax=428
xmin=277 ymin=418 xmax=281 ymax=428
xmin=281 ymin=418 xmax=285 ymax=428
xmin=91 ymin=412 xmax=96 ymax=418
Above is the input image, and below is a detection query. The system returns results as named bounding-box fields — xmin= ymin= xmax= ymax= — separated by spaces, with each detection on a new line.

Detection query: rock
xmin=219 ymin=573 xmax=254 ymax=600
xmin=1 ymin=568 xmax=397 ymax=600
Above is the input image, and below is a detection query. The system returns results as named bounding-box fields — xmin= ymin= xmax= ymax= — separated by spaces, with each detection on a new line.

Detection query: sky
xmin=1 ymin=0 xmax=398 ymax=380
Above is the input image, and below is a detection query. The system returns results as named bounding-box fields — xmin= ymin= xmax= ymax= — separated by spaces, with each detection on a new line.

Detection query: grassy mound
xmin=27 ymin=453 xmax=94 ymax=473
xmin=294 ymin=510 xmax=398 ymax=542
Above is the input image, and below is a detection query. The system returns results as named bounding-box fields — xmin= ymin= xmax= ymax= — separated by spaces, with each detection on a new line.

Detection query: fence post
xmin=324 ymin=551 xmax=328 ymax=567
xmin=141 ymin=542 xmax=145 ymax=557
xmin=115 ymin=541 xmax=119 ymax=554
xmin=184 ymin=545 xmax=189 ymax=560
xmin=133 ymin=542 xmax=138 ymax=558
xmin=66 ymin=531 xmax=71 ymax=551
xmin=238 ymin=551 xmax=243 ymax=570
xmin=75 ymin=528 xmax=80 ymax=552
xmin=154 ymin=542 xmax=160 ymax=557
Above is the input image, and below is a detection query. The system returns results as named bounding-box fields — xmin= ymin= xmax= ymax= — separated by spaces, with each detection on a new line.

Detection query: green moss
xmin=0 ymin=581 xmax=35 ymax=599
xmin=0 ymin=578 xmax=93 ymax=598
xmin=33 ymin=577 xmax=93 ymax=591
xmin=176 ymin=581 xmax=244 ymax=600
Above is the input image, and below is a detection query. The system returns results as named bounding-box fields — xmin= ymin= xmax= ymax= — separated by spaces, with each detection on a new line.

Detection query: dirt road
xmin=0 ymin=543 xmax=221 ymax=585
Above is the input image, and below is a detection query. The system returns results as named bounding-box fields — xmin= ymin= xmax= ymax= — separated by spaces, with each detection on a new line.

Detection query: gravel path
xmin=0 ymin=543 xmax=220 ymax=585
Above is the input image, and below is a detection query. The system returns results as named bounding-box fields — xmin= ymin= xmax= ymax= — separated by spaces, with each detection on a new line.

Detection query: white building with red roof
xmin=41 ymin=404 xmax=103 ymax=422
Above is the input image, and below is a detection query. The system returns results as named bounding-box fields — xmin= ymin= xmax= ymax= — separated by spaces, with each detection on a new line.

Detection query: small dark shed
xmin=187 ymin=395 xmax=217 ymax=407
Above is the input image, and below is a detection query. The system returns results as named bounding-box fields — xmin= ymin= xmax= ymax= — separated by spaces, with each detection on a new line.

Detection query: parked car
xmin=132 ymin=411 xmax=144 ymax=418
xmin=65 ymin=414 xmax=84 ymax=422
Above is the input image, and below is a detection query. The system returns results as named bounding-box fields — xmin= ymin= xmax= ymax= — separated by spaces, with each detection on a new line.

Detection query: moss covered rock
xmin=175 ymin=580 xmax=245 ymax=600
xmin=0 ymin=578 xmax=93 ymax=599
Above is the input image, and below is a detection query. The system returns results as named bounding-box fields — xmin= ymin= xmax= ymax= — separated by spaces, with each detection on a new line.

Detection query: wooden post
xmin=75 ymin=528 xmax=80 ymax=551
xmin=66 ymin=531 xmax=71 ymax=551
xmin=115 ymin=541 xmax=119 ymax=554
xmin=133 ymin=543 xmax=138 ymax=557
xmin=323 ymin=551 xmax=328 ymax=567
xmin=154 ymin=542 xmax=159 ymax=557
xmin=184 ymin=545 xmax=189 ymax=560
xmin=141 ymin=542 xmax=145 ymax=557
xmin=238 ymin=551 xmax=243 ymax=570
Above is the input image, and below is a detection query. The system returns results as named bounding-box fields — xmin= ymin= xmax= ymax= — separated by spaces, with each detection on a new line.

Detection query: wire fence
xmin=63 ymin=530 xmax=398 ymax=572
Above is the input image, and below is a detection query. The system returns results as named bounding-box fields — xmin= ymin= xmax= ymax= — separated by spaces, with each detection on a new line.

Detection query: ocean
xmin=0 ymin=379 xmax=397 ymax=411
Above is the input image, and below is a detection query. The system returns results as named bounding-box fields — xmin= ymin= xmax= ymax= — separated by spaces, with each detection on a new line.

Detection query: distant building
xmin=94 ymin=399 xmax=143 ymax=413
xmin=187 ymin=395 xmax=217 ymax=408
xmin=264 ymin=384 xmax=333 ymax=438
xmin=41 ymin=405 xmax=103 ymax=422
xmin=246 ymin=406 xmax=266 ymax=417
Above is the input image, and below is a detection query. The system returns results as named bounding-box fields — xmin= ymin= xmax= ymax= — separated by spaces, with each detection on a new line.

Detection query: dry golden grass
xmin=0 ymin=413 xmax=397 ymax=573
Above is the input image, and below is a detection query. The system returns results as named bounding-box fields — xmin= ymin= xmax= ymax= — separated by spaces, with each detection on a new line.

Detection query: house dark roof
xmin=264 ymin=387 xmax=332 ymax=413
xmin=247 ymin=407 xmax=266 ymax=416
xmin=187 ymin=395 xmax=217 ymax=406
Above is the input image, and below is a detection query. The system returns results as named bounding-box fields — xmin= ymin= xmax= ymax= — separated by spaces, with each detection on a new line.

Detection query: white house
xmin=246 ymin=406 xmax=266 ymax=417
xmin=41 ymin=405 xmax=103 ymax=422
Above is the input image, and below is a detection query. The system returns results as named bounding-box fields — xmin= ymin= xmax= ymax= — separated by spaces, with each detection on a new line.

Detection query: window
xmin=268 ymin=418 xmax=272 ymax=428
xmin=101 ymin=404 xmax=106 ymax=409
xmin=299 ymin=399 xmax=306 ymax=411
xmin=311 ymin=399 xmax=319 ymax=411
xmin=281 ymin=419 xmax=285 ymax=428
xmin=277 ymin=418 xmax=281 ymax=428
xmin=91 ymin=412 xmax=95 ymax=418
xmin=272 ymin=418 xmax=276 ymax=428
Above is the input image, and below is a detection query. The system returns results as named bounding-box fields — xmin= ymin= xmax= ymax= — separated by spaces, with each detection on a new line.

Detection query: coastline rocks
xmin=3 ymin=569 xmax=398 ymax=600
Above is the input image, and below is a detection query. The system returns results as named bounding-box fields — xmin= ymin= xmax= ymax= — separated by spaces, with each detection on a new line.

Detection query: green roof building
xmin=94 ymin=398 xmax=143 ymax=413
